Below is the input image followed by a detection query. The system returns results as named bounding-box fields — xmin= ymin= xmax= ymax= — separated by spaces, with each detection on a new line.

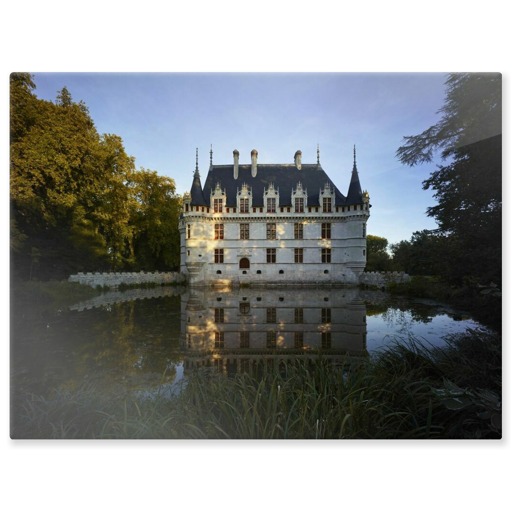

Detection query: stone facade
xmin=180 ymin=147 xmax=370 ymax=287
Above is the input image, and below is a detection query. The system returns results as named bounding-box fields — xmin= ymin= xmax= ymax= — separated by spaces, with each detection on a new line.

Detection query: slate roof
xmin=190 ymin=163 xmax=363 ymax=207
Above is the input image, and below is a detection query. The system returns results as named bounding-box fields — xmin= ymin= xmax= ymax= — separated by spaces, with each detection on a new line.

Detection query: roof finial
xmin=210 ymin=144 xmax=213 ymax=167
xmin=317 ymin=144 xmax=320 ymax=165
xmin=194 ymin=147 xmax=199 ymax=176
xmin=353 ymin=144 xmax=357 ymax=170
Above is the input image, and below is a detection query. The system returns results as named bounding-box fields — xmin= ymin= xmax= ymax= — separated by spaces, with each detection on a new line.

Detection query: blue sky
xmin=32 ymin=72 xmax=447 ymax=246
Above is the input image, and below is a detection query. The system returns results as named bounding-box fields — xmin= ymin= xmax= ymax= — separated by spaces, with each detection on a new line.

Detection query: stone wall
xmin=68 ymin=271 xmax=186 ymax=289
xmin=359 ymin=271 xmax=411 ymax=288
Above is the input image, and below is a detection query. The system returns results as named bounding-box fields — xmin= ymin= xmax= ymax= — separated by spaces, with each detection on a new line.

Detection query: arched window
xmin=239 ymin=258 xmax=250 ymax=269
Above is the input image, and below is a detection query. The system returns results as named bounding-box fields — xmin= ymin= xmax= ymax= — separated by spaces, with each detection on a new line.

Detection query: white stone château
xmin=179 ymin=146 xmax=370 ymax=286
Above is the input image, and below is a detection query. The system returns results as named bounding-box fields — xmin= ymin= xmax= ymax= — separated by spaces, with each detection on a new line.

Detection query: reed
xmin=11 ymin=329 xmax=501 ymax=439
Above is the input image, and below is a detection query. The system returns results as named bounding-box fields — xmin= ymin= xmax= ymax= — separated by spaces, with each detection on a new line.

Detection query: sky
xmin=31 ymin=72 xmax=447 ymax=246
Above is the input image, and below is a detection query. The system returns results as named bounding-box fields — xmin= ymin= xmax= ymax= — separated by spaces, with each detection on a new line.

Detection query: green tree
xmin=11 ymin=81 xmax=108 ymax=277
xmin=10 ymin=74 xmax=183 ymax=278
xmin=365 ymin=234 xmax=392 ymax=271
xmin=391 ymin=230 xmax=450 ymax=276
xmin=130 ymin=169 xmax=181 ymax=270
xmin=396 ymin=73 xmax=501 ymax=285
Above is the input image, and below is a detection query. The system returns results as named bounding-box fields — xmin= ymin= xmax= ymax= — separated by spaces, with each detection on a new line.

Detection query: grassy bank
xmin=12 ymin=329 xmax=501 ymax=439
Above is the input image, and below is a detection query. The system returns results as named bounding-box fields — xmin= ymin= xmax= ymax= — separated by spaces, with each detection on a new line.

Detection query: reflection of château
xmin=181 ymin=288 xmax=368 ymax=374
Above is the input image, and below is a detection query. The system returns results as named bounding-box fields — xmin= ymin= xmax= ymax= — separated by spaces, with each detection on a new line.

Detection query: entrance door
xmin=239 ymin=257 xmax=250 ymax=269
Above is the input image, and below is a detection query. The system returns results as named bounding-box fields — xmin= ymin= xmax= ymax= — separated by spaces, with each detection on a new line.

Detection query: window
xmin=323 ymin=197 xmax=332 ymax=212
xmin=187 ymin=224 xmax=191 ymax=239
xmin=266 ymin=307 xmax=276 ymax=323
xmin=240 ymin=198 xmax=249 ymax=213
xmin=266 ymin=248 xmax=276 ymax=263
xmin=363 ymin=223 xmax=366 ymax=237
xmin=267 ymin=222 xmax=276 ymax=240
xmin=321 ymin=223 xmax=331 ymax=239
xmin=214 ymin=223 xmax=224 ymax=240
xmin=321 ymin=332 xmax=331 ymax=349
xmin=240 ymin=331 xmax=250 ymax=348
xmin=215 ymin=308 xmax=224 ymax=323
xmin=214 ymin=249 xmax=224 ymax=263
xmin=294 ymin=197 xmax=304 ymax=213
xmin=321 ymin=308 xmax=331 ymax=323
xmin=213 ymin=198 xmax=223 ymax=213
xmin=214 ymin=332 xmax=224 ymax=349
xmin=294 ymin=248 xmax=303 ymax=263
xmin=321 ymin=248 xmax=331 ymax=263
xmin=267 ymin=331 xmax=277 ymax=348
xmin=267 ymin=197 xmax=276 ymax=213
xmin=239 ymin=302 xmax=250 ymax=315
xmin=294 ymin=223 xmax=303 ymax=240
xmin=294 ymin=331 xmax=304 ymax=348
xmin=294 ymin=308 xmax=304 ymax=323
xmin=240 ymin=223 xmax=249 ymax=240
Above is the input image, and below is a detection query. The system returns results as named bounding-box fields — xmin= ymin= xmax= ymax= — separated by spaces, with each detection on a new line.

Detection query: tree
xmin=396 ymin=73 xmax=501 ymax=285
xmin=130 ymin=169 xmax=182 ymax=270
xmin=365 ymin=235 xmax=392 ymax=271
xmin=10 ymin=74 xmax=183 ymax=278
xmin=391 ymin=230 xmax=451 ymax=276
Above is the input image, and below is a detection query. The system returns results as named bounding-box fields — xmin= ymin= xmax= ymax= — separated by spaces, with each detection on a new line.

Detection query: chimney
xmin=294 ymin=150 xmax=302 ymax=170
xmin=251 ymin=149 xmax=258 ymax=177
xmin=233 ymin=149 xmax=239 ymax=179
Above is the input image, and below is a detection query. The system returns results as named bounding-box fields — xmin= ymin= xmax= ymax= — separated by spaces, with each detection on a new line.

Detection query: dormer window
xmin=292 ymin=182 xmax=307 ymax=213
xmin=319 ymin=183 xmax=334 ymax=213
xmin=264 ymin=183 xmax=279 ymax=213
xmin=211 ymin=182 xmax=226 ymax=213
xmin=237 ymin=183 xmax=252 ymax=213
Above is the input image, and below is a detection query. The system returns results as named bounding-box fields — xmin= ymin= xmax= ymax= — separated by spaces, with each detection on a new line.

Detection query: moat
xmin=11 ymin=285 xmax=485 ymax=406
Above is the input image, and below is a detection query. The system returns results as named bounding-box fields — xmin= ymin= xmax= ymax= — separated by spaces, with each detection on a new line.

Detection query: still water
xmin=11 ymin=285 xmax=484 ymax=403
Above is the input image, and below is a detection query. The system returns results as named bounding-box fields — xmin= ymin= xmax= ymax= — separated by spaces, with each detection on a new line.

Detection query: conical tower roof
xmin=346 ymin=145 xmax=363 ymax=204
xmin=190 ymin=148 xmax=207 ymax=206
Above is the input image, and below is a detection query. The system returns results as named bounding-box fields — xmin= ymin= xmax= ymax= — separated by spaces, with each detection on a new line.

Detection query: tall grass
xmin=12 ymin=330 xmax=501 ymax=439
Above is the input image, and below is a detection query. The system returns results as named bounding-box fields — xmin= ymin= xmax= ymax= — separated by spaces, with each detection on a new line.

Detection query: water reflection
xmin=180 ymin=288 xmax=368 ymax=374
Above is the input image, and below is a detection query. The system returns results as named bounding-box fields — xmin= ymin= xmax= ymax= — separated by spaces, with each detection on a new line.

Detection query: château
xmin=179 ymin=147 xmax=370 ymax=286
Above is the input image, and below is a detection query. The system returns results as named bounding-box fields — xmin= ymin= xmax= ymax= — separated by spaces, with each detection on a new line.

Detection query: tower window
xmin=240 ymin=223 xmax=249 ymax=240
xmin=267 ymin=223 xmax=277 ymax=240
xmin=214 ymin=249 xmax=224 ymax=263
xmin=321 ymin=223 xmax=331 ymax=239
xmin=321 ymin=248 xmax=331 ymax=263
xmin=294 ymin=223 xmax=303 ymax=240
xmin=214 ymin=223 xmax=224 ymax=240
